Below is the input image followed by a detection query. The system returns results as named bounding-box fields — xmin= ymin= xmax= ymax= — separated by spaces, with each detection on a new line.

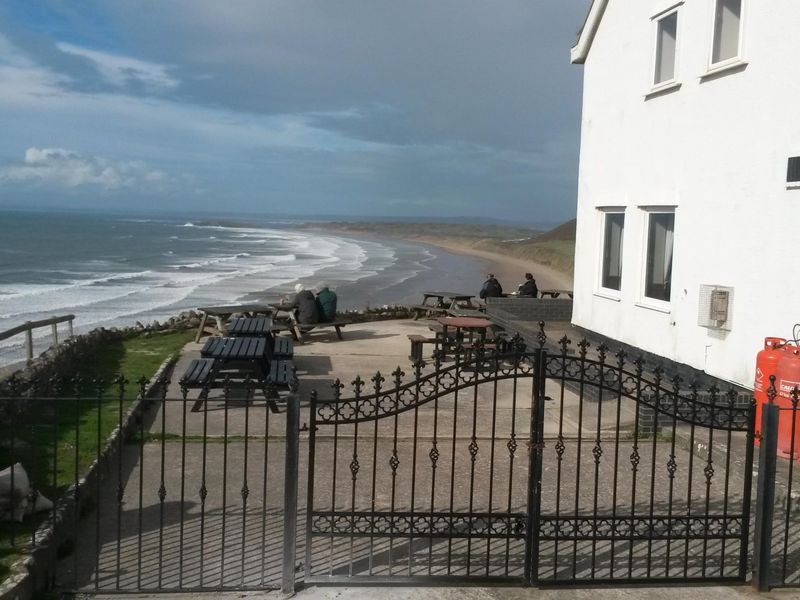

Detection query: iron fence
xmin=752 ymin=383 xmax=800 ymax=590
xmin=1 ymin=325 xmax=800 ymax=593
xmin=0 ymin=374 xmax=295 ymax=593
xmin=305 ymin=332 xmax=756 ymax=586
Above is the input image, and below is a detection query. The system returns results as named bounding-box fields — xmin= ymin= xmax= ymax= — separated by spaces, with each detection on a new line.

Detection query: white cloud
xmin=57 ymin=42 xmax=179 ymax=92
xmin=0 ymin=147 xmax=168 ymax=190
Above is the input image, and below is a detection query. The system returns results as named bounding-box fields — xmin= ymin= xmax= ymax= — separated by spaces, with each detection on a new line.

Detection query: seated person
xmin=479 ymin=273 xmax=503 ymax=299
xmin=292 ymin=283 xmax=320 ymax=325
xmin=315 ymin=284 xmax=338 ymax=322
xmin=518 ymin=273 xmax=538 ymax=297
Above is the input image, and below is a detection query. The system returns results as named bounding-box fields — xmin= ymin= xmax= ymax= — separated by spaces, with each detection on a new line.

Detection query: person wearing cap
xmin=479 ymin=273 xmax=503 ymax=299
xmin=518 ymin=273 xmax=539 ymax=298
xmin=315 ymin=283 xmax=338 ymax=323
xmin=292 ymin=283 xmax=320 ymax=325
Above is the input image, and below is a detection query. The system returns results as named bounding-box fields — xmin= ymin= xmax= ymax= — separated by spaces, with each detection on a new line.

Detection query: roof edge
xmin=570 ymin=0 xmax=609 ymax=65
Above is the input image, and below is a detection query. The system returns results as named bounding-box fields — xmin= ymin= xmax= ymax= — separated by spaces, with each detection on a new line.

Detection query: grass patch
xmin=480 ymin=238 xmax=575 ymax=276
xmin=0 ymin=329 xmax=194 ymax=578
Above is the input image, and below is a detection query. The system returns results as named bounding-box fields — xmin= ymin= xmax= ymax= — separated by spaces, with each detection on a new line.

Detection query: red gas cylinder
xmin=754 ymin=337 xmax=788 ymax=443
xmin=775 ymin=347 xmax=800 ymax=459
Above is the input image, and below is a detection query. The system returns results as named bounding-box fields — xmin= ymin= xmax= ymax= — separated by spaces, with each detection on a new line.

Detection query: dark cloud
xmin=0 ymin=0 xmax=590 ymax=222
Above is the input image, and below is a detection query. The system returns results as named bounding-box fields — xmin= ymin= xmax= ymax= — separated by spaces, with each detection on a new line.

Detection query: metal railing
xmin=0 ymin=315 xmax=75 ymax=362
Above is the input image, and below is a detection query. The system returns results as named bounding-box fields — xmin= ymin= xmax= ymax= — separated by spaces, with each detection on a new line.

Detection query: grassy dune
xmin=298 ymin=220 xmax=576 ymax=276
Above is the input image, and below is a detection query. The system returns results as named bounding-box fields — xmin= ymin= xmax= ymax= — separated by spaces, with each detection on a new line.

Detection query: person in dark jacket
xmin=292 ymin=283 xmax=320 ymax=324
xmin=479 ymin=273 xmax=503 ymax=299
xmin=315 ymin=284 xmax=338 ymax=322
xmin=518 ymin=273 xmax=539 ymax=298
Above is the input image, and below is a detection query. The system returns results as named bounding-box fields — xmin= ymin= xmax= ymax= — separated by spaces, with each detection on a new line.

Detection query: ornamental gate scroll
xmin=305 ymin=333 xmax=756 ymax=586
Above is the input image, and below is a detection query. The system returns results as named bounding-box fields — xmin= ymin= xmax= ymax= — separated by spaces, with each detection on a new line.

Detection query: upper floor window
xmin=712 ymin=0 xmax=742 ymax=65
xmin=601 ymin=212 xmax=625 ymax=292
xmin=653 ymin=10 xmax=678 ymax=86
xmin=644 ymin=212 xmax=675 ymax=303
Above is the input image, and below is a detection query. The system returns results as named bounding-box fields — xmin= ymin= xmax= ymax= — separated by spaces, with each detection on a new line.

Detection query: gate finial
xmin=537 ymin=321 xmax=547 ymax=348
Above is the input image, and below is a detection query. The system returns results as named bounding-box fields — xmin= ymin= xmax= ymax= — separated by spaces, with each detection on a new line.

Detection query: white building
xmin=570 ymin=0 xmax=800 ymax=388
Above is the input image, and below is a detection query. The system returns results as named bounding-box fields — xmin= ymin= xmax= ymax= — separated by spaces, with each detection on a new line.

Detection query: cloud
xmin=0 ymin=147 xmax=168 ymax=190
xmin=0 ymin=3 xmax=590 ymax=220
xmin=56 ymin=43 xmax=178 ymax=92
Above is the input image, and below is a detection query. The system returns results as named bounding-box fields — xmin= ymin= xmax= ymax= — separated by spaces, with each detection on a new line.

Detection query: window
xmin=654 ymin=11 xmax=678 ymax=85
xmin=601 ymin=213 xmax=625 ymax=291
xmin=788 ymin=157 xmax=800 ymax=183
xmin=712 ymin=0 xmax=742 ymax=64
xmin=644 ymin=212 xmax=674 ymax=302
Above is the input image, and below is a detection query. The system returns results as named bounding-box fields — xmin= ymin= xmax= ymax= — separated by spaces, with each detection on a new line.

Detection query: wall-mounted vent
xmin=698 ymin=285 xmax=733 ymax=330
xmin=788 ymin=157 xmax=800 ymax=183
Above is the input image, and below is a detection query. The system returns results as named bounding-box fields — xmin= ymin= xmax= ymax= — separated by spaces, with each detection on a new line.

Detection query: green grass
xmin=0 ymin=329 xmax=194 ymax=579
xmin=480 ymin=238 xmax=575 ymax=276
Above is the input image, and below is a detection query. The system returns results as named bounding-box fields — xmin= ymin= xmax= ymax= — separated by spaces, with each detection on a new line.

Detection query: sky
xmin=0 ymin=1 xmax=589 ymax=224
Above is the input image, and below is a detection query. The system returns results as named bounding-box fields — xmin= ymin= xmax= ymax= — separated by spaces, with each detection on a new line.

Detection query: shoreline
xmin=409 ymin=236 xmax=573 ymax=293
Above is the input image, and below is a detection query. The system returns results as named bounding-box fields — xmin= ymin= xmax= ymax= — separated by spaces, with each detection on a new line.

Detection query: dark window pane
xmin=645 ymin=213 xmax=674 ymax=302
xmin=601 ymin=213 xmax=624 ymax=290
xmin=788 ymin=157 xmax=800 ymax=183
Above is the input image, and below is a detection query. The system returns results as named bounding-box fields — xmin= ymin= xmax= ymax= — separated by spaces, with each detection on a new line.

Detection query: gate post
xmin=752 ymin=384 xmax=779 ymax=592
xmin=525 ymin=348 xmax=547 ymax=586
xmin=282 ymin=392 xmax=301 ymax=594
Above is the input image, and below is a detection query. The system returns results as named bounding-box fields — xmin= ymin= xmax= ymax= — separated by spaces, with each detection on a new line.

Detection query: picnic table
xmin=412 ymin=291 xmax=477 ymax=320
xmin=228 ymin=316 xmax=273 ymax=337
xmin=195 ymin=335 xmax=290 ymax=413
xmin=539 ymin=289 xmax=574 ymax=299
xmin=194 ymin=303 xmax=274 ymax=342
xmin=201 ymin=336 xmax=269 ymax=372
xmin=434 ymin=316 xmax=501 ymax=358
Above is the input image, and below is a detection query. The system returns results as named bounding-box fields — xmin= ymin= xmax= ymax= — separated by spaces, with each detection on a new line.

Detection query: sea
xmin=0 ymin=209 xmax=489 ymax=366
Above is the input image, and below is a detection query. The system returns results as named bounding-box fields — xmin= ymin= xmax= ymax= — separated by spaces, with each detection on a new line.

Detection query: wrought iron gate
xmin=305 ymin=334 xmax=756 ymax=585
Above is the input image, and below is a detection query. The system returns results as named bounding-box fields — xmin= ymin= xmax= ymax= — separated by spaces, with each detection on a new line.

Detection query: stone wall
xmin=0 ymin=311 xmax=199 ymax=396
xmin=486 ymin=297 xmax=573 ymax=323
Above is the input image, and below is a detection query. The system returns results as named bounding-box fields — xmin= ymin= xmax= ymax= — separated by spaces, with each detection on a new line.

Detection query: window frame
xmin=638 ymin=208 xmax=676 ymax=311
xmin=598 ymin=209 xmax=626 ymax=296
xmin=708 ymin=0 xmax=745 ymax=70
xmin=650 ymin=4 xmax=682 ymax=93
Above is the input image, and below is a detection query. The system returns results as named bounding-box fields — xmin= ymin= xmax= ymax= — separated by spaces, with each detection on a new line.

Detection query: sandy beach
xmin=412 ymin=236 xmax=573 ymax=293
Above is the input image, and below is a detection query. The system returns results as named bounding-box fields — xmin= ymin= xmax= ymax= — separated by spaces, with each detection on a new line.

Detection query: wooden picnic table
xmin=194 ymin=303 xmax=274 ymax=342
xmin=228 ymin=316 xmax=273 ymax=337
xmin=192 ymin=336 xmax=291 ymax=413
xmin=412 ymin=291 xmax=477 ymax=320
xmin=539 ymin=289 xmax=574 ymax=299
xmin=201 ymin=336 xmax=269 ymax=362
xmin=200 ymin=336 xmax=271 ymax=387
xmin=435 ymin=316 xmax=496 ymax=356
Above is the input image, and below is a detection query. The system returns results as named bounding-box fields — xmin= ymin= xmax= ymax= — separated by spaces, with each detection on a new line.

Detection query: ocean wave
xmin=0 ymin=270 xmax=154 ymax=302
xmin=171 ymin=252 xmax=254 ymax=270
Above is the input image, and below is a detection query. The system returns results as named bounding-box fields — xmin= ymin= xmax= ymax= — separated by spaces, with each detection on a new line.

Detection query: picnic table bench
xmin=293 ymin=319 xmax=352 ymax=343
xmin=180 ymin=335 xmax=297 ymax=412
xmin=411 ymin=291 xmax=477 ymax=320
xmin=194 ymin=303 xmax=274 ymax=342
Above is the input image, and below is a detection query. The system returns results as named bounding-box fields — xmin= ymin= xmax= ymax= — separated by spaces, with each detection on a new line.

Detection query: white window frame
xmin=706 ymin=0 xmax=746 ymax=74
xmin=596 ymin=208 xmax=625 ymax=299
xmin=637 ymin=207 xmax=676 ymax=313
xmin=649 ymin=3 xmax=682 ymax=94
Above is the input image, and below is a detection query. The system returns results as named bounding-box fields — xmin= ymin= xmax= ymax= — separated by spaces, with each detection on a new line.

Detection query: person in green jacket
xmin=315 ymin=284 xmax=338 ymax=322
